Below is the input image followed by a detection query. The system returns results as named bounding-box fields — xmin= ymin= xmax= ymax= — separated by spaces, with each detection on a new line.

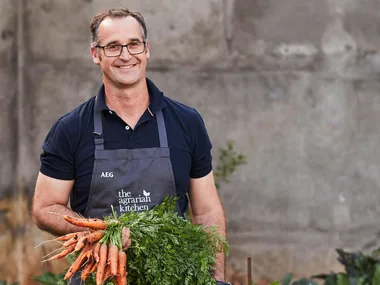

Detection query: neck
xmin=103 ymin=80 xmax=150 ymax=120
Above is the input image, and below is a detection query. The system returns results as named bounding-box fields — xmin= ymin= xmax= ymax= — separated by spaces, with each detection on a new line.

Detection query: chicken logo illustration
xmin=143 ymin=189 xmax=151 ymax=197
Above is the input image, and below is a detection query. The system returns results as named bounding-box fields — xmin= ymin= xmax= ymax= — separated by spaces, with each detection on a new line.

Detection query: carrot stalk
xmin=108 ymin=244 xmax=119 ymax=276
xmin=96 ymin=243 xmax=108 ymax=285
xmin=63 ymin=215 xmax=107 ymax=230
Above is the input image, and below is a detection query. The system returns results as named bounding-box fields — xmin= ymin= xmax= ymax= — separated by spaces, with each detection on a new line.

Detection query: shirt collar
xmin=95 ymin=78 xmax=166 ymax=114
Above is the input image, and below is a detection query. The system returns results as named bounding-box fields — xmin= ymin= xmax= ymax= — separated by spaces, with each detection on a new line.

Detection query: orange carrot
xmin=108 ymin=244 xmax=119 ymax=276
xmin=116 ymin=250 xmax=127 ymax=285
xmin=74 ymin=235 xmax=88 ymax=252
xmin=62 ymin=236 xmax=78 ymax=248
xmin=96 ymin=243 xmax=108 ymax=285
xmin=85 ymin=230 xmax=105 ymax=243
xmin=56 ymin=232 xmax=78 ymax=241
xmin=62 ymin=231 xmax=89 ymax=247
xmin=93 ymin=242 xmax=101 ymax=263
xmin=46 ymin=244 xmax=76 ymax=261
xmin=89 ymin=259 xmax=98 ymax=274
xmin=63 ymin=215 xmax=107 ymax=230
xmin=102 ymin=264 xmax=113 ymax=283
xmin=64 ymin=245 xmax=91 ymax=280
xmin=81 ymin=259 xmax=96 ymax=281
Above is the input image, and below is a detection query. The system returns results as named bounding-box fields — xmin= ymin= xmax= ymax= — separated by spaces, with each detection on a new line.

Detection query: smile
xmin=117 ymin=64 xmax=137 ymax=69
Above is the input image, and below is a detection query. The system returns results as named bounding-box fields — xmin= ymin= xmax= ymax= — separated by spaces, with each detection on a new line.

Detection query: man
xmin=32 ymin=7 xmax=229 ymax=285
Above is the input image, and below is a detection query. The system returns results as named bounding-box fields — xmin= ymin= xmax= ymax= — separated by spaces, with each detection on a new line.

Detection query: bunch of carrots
xmin=45 ymin=215 xmax=127 ymax=285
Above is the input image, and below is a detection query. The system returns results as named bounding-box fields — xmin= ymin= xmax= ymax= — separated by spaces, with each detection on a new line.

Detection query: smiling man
xmin=32 ymin=7 xmax=228 ymax=285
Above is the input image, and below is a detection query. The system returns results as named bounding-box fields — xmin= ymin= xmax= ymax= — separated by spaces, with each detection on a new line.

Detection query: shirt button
xmin=125 ymin=125 xmax=130 ymax=130
xmin=109 ymin=111 xmax=113 ymax=114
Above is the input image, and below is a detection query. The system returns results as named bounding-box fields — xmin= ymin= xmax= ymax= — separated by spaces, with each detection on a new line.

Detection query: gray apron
xmin=69 ymin=95 xmax=179 ymax=285
xmin=84 ymin=95 xmax=179 ymax=218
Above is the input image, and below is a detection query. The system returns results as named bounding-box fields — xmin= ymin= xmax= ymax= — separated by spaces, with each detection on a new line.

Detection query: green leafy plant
xmin=279 ymin=273 xmax=318 ymax=285
xmin=103 ymin=197 xmax=229 ymax=285
xmin=214 ymin=140 xmax=247 ymax=190
xmin=312 ymin=248 xmax=380 ymax=285
xmin=256 ymin=273 xmax=318 ymax=285
xmin=32 ymin=272 xmax=66 ymax=285
xmin=186 ymin=140 xmax=246 ymax=219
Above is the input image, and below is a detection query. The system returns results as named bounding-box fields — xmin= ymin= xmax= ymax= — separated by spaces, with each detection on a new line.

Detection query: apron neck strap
xmin=93 ymin=95 xmax=168 ymax=149
xmin=93 ymin=95 xmax=104 ymax=150
xmin=155 ymin=110 xmax=168 ymax=148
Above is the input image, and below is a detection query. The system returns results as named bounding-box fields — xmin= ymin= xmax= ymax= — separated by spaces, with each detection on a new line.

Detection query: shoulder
xmin=162 ymin=96 xmax=211 ymax=152
xmin=43 ymin=96 xmax=95 ymax=149
xmin=58 ymin=96 xmax=95 ymax=128
xmin=163 ymin=96 xmax=206 ymax=126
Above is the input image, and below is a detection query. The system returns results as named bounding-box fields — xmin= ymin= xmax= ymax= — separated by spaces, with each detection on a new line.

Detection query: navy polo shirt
xmin=40 ymin=78 xmax=212 ymax=215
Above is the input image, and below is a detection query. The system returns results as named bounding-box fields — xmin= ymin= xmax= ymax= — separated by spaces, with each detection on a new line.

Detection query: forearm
xmin=192 ymin=206 xmax=227 ymax=281
xmin=33 ymin=204 xmax=86 ymax=236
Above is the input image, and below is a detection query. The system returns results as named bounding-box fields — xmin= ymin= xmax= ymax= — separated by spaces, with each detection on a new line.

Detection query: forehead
xmin=98 ymin=16 xmax=143 ymax=43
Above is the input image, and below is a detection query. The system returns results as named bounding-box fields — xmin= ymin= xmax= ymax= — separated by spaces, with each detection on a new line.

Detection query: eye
xmin=128 ymin=42 xmax=140 ymax=48
xmin=106 ymin=44 xmax=120 ymax=51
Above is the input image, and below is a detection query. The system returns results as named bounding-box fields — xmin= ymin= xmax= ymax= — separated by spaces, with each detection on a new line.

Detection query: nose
xmin=119 ymin=46 xmax=132 ymax=60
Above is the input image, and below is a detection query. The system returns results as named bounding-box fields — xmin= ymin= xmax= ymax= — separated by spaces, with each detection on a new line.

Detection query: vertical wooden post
xmin=16 ymin=0 xmax=26 ymax=283
xmin=247 ymin=256 xmax=252 ymax=285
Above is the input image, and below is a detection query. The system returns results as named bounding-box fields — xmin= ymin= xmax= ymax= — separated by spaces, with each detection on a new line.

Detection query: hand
xmin=121 ymin=227 xmax=132 ymax=250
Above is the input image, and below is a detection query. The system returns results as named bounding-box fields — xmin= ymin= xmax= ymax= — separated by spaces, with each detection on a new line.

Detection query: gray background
xmin=1 ymin=0 xmax=380 ymax=284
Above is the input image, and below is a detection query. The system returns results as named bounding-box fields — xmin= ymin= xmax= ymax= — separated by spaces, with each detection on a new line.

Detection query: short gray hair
xmin=90 ymin=7 xmax=148 ymax=47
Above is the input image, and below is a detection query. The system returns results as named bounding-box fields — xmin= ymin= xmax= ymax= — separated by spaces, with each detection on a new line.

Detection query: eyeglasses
xmin=96 ymin=41 xmax=146 ymax=57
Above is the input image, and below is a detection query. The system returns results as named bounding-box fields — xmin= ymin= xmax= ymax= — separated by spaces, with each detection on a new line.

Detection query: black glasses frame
xmin=96 ymin=41 xmax=146 ymax=57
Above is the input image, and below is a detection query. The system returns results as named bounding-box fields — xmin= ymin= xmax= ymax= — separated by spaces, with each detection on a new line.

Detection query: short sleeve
xmin=190 ymin=110 xmax=213 ymax=178
xmin=40 ymin=119 xmax=75 ymax=180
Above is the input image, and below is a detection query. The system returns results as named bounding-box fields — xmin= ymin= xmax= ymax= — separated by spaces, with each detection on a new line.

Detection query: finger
xmin=122 ymin=227 xmax=130 ymax=249
xmin=123 ymin=238 xmax=132 ymax=250
xmin=122 ymin=227 xmax=130 ymax=240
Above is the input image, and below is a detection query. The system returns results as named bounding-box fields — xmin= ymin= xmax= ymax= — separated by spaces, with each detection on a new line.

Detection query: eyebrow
xmin=102 ymin=38 xmax=143 ymax=46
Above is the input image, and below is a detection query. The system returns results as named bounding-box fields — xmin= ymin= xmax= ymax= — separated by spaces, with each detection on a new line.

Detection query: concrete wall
xmin=1 ymin=0 xmax=380 ymax=283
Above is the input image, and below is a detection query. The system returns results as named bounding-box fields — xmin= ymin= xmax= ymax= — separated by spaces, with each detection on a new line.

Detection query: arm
xmin=32 ymin=172 xmax=85 ymax=236
xmin=188 ymin=170 xmax=227 ymax=282
xmin=32 ymin=172 xmax=132 ymax=249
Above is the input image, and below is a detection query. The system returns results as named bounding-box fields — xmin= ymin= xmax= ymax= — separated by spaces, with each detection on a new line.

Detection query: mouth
xmin=116 ymin=63 xmax=137 ymax=69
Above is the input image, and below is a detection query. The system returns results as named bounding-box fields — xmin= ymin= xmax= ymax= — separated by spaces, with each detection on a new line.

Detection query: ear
xmin=145 ymin=40 xmax=150 ymax=60
xmin=91 ymin=47 xmax=101 ymax=65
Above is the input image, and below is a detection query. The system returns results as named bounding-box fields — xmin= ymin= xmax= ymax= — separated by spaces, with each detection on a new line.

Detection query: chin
xmin=119 ymin=77 xmax=143 ymax=87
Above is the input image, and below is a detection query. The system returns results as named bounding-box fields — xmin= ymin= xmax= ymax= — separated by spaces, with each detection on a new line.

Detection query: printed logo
xmin=101 ymin=172 xmax=113 ymax=178
xmin=118 ymin=189 xmax=152 ymax=213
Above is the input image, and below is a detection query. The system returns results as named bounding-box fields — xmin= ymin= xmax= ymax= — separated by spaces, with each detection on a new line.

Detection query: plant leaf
xmin=32 ymin=272 xmax=66 ymax=285
xmin=281 ymin=273 xmax=292 ymax=285
xmin=336 ymin=274 xmax=349 ymax=285
xmin=292 ymin=278 xmax=318 ymax=285
xmin=372 ymin=263 xmax=380 ymax=285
